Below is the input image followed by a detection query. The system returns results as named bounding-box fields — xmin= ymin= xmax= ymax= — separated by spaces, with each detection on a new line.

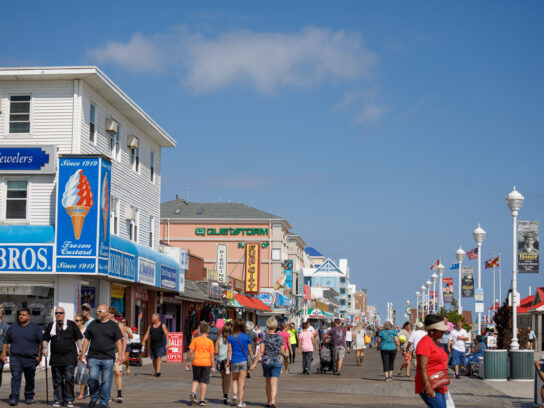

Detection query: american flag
xmin=466 ymin=247 xmax=478 ymax=260
xmin=430 ymin=259 xmax=439 ymax=270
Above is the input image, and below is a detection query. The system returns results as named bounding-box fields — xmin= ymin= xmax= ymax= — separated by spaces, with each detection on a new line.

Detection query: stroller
xmin=317 ymin=342 xmax=334 ymax=374
xmin=128 ymin=342 xmax=143 ymax=366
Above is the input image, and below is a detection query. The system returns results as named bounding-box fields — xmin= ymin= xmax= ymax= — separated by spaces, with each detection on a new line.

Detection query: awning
xmin=235 ymin=294 xmax=272 ymax=312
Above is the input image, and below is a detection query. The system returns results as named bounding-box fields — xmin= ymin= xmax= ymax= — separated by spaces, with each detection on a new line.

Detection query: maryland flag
xmin=485 ymin=256 xmax=500 ymax=269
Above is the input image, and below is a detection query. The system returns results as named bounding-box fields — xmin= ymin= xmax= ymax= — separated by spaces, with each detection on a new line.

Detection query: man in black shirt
xmin=80 ymin=304 xmax=123 ymax=408
xmin=42 ymin=307 xmax=83 ymax=408
xmin=1 ymin=308 xmax=43 ymax=406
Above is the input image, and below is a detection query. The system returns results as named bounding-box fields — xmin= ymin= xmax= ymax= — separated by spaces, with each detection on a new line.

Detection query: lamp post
xmin=426 ymin=280 xmax=432 ymax=314
xmin=415 ymin=291 xmax=421 ymax=321
xmin=456 ymin=247 xmax=466 ymax=314
xmin=437 ymin=263 xmax=445 ymax=310
xmin=506 ymin=186 xmax=524 ymax=350
xmin=431 ymin=272 xmax=438 ymax=313
xmin=473 ymin=224 xmax=487 ymax=335
xmin=421 ymin=285 xmax=427 ymax=317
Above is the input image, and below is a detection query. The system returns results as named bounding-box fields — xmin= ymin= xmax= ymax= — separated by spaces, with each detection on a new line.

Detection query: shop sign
xmin=275 ymin=293 xmax=291 ymax=308
xmin=0 ymin=286 xmax=51 ymax=296
xmin=0 ymin=244 xmax=53 ymax=273
xmin=134 ymin=287 xmax=149 ymax=301
xmin=180 ymin=248 xmax=189 ymax=270
xmin=138 ymin=258 xmax=156 ymax=285
xmin=179 ymin=268 xmax=185 ymax=294
xmin=244 ymin=243 xmax=260 ymax=294
xmin=0 ymin=145 xmax=56 ymax=174
xmin=283 ymin=260 xmax=293 ymax=289
xmin=216 ymin=244 xmax=227 ymax=284
xmin=195 ymin=227 xmax=269 ymax=237
xmin=207 ymin=269 xmax=219 ymax=281
xmin=257 ymin=292 xmax=275 ymax=307
xmin=224 ymin=289 xmax=235 ymax=300
xmin=167 ymin=332 xmax=184 ymax=363
xmin=55 ymin=156 xmax=111 ymax=273
xmin=109 ymin=249 xmax=136 ymax=281
xmin=160 ymin=265 xmax=177 ymax=289
xmin=231 ymin=278 xmax=244 ymax=292
xmin=208 ymin=280 xmax=223 ymax=300
xmin=111 ymin=284 xmax=125 ymax=299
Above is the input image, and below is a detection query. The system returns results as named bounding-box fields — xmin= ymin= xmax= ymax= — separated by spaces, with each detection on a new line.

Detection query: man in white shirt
xmin=449 ymin=320 xmax=469 ymax=379
xmin=406 ymin=321 xmax=426 ymax=367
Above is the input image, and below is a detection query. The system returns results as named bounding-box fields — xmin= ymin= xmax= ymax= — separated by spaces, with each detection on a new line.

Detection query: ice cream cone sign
xmin=101 ymin=175 xmax=109 ymax=240
xmin=62 ymin=169 xmax=94 ymax=240
xmin=274 ymin=274 xmax=286 ymax=290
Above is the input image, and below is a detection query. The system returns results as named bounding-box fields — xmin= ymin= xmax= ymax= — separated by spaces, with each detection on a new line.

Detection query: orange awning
xmin=235 ymin=294 xmax=272 ymax=312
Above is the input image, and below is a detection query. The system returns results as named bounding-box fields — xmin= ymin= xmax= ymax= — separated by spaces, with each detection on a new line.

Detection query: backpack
xmin=320 ymin=345 xmax=332 ymax=362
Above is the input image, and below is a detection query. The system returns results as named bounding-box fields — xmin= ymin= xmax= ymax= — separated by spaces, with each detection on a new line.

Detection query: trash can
xmin=484 ymin=349 xmax=508 ymax=381
xmin=535 ymin=359 xmax=544 ymax=406
xmin=510 ymin=350 xmax=534 ymax=380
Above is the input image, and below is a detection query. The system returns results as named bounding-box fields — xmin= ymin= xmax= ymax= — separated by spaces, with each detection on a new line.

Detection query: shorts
xmin=230 ymin=361 xmax=248 ymax=372
xmin=262 ymin=363 xmax=282 ymax=378
xmin=150 ymin=347 xmax=165 ymax=361
xmin=334 ymin=346 xmax=346 ymax=360
xmin=467 ymin=355 xmax=482 ymax=365
xmin=346 ymin=341 xmax=352 ymax=348
xmin=217 ymin=360 xmax=227 ymax=372
xmin=451 ymin=349 xmax=467 ymax=366
xmin=192 ymin=365 xmax=211 ymax=384
xmin=402 ymin=350 xmax=412 ymax=363
xmin=114 ymin=353 xmax=123 ymax=373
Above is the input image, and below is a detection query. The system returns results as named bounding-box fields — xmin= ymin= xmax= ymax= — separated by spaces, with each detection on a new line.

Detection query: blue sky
xmin=3 ymin=1 xmax=543 ymax=319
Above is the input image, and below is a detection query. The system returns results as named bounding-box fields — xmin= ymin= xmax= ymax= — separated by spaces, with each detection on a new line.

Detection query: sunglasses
xmin=75 ymin=319 xmax=83 ymax=322
xmin=97 ymin=310 xmax=107 ymax=313
xmin=55 ymin=312 xmax=65 ymax=315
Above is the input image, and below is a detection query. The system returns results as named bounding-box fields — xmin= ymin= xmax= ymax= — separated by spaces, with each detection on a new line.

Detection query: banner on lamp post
xmin=518 ymin=221 xmax=539 ymax=273
xmin=443 ymin=278 xmax=453 ymax=304
xmin=461 ymin=266 xmax=474 ymax=298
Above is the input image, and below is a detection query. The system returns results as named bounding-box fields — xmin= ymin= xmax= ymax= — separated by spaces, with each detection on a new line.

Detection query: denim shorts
xmin=451 ymin=349 xmax=467 ymax=366
xmin=419 ymin=391 xmax=446 ymax=408
xmin=262 ymin=364 xmax=282 ymax=378
xmin=231 ymin=361 xmax=247 ymax=372
xmin=150 ymin=347 xmax=165 ymax=361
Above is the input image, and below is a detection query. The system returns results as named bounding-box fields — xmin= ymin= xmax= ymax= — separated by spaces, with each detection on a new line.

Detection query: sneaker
xmin=198 ymin=401 xmax=206 ymax=406
xmin=236 ymin=403 xmax=246 ymax=408
xmin=116 ymin=396 xmax=124 ymax=403
xmin=455 ymin=374 xmax=461 ymax=379
xmin=190 ymin=392 xmax=197 ymax=405
xmin=232 ymin=395 xmax=238 ymax=406
xmin=66 ymin=403 xmax=75 ymax=408
xmin=25 ymin=400 xmax=33 ymax=405
xmin=89 ymin=400 xmax=97 ymax=408
xmin=9 ymin=402 xmax=17 ymax=407
xmin=53 ymin=403 xmax=61 ymax=408
xmin=223 ymin=396 xmax=228 ymax=405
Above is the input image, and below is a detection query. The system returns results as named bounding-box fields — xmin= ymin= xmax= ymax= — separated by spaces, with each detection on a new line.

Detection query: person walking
xmin=186 ymin=322 xmax=216 ymax=406
xmin=120 ymin=317 xmax=133 ymax=375
xmin=208 ymin=321 xmax=219 ymax=345
xmin=298 ymin=321 xmax=317 ymax=375
xmin=108 ymin=307 xmax=128 ymax=403
xmin=42 ymin=307 xmax=83 ymax=408
xmin=287 ymin=323 xmax=298 ymax=363
xmin=141 ymin=313 xmax=170 ymax=377
xmin=415 ymin=314 xmax=449 ymax=407
xmin=226 ymin=318 xmax=253 ymax=407
xmin=352 ymin=325 xmax=367 ymax=366
xmin=74 ymin=314 xmax=89 ymax=400
xmin=377 ymin=321 xmax=399 ymax=382
xmin=397 ymin=322 xmax=413 ymax=377
xmin=278 ymin=323 xmax=291 ymax=374
xmin=249 ymin=317 xmax=285 ymax=408
xmin=449 ymin=320 xmax=469 ymax=379
xmin=345 ymin=326 xmax=353 ymax=353
xmin=1 ymin=308 xmax=43 ymax=406
xmin=80 ymin=304 xmax=124 ymax=408
xmin=0 ymin=309 xmax=9 ymax=392
xmin=81 ymin=304 xmax=94 ymax=329
xmin=407 ymin=322 xmax=427 ymax=368
xmin=215 ymin=325 xmax=232 ymax=405
xmin=328 ymin=318 xmax=346 ymax=375
xmin=529 ymin=327 xmax=536 ymax=350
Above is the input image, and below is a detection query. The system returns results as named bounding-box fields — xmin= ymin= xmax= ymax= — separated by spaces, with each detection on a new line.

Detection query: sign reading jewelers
xmin=245 ymin=243 xmax=260 ymax=294
xmin=55 ymin=156 xmax=111 ymax=274
xmin=216 ymin=244 xmax=227 ymax=284
xmin=138 ymin=258 xmax=156 ymax=285
xmin=0 ymin=146 xmax=56 ymax=174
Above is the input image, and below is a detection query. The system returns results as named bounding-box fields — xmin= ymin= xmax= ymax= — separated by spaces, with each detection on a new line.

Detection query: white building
xmin=0 ymin=66 xmax=182 ymax=331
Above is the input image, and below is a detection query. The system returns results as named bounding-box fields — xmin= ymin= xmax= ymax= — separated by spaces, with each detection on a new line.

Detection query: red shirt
xmin=415 ymin=335 xmax=448 ymax=394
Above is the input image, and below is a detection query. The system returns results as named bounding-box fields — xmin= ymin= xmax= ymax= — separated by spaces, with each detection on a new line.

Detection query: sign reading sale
xmin=167 ymin=332 xmax=184 ymax=363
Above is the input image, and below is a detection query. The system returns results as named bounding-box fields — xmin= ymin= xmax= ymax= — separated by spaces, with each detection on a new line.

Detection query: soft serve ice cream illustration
xmin=62 ymin=169 xmax=94 ymax=240
xmin=101 ymin=174 xmax=109 ymax=240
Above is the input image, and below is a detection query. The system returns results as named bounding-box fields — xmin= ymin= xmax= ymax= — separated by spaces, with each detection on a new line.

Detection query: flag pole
xmin=492 ymin=253 xmax=496 ymax=317
xmin=498 ymin=251 xmax=502 ymax=305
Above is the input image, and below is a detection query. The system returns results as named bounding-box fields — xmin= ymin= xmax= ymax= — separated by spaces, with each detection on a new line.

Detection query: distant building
xmin=354 ymin=289 xmax=368 ymax=317
xmin=304 ymin=247 xmax=325 ymax=267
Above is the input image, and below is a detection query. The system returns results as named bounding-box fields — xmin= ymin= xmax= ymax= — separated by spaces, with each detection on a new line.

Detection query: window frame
xmin=128 ymin=206 xmax=139 ymax=243
xmin=130 ymin=138 xmax=140 ymax=173
xmin=149 ymin=215 xmax=154 ymax=247
xmin=109 ymin=120 xmax=121 ymax=161
xmin=150 ymin=151 xmax=155 ymax=183
xmin=110 ymin=196 xmax=120 ymax=236
xmin=89 ymin=102 xmax=96 ymax=144
xmin=8 ymin=94 xmax=32 ymax=135
xmin=4 ymin=177 xmax=29 ymax=221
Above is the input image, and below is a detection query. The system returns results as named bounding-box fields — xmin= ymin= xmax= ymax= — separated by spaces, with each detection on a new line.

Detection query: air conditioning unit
xmin=127 ymin=135 xmax=139 ymax=149
xmin=106 ymin=118 xmax=119 ymax=135
xmin=125 ymin=207 xmax=136 ymax=221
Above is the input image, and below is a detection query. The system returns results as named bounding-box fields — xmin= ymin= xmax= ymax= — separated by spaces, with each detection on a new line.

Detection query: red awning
xmin=235 ymin=294 xmax=272 ymax=312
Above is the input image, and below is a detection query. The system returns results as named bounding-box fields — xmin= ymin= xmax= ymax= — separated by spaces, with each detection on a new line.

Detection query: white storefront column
xmin=54 ymin=275 xmax=81 ymax=320
xmin=99 ymin=279 xmax=111 ymax=307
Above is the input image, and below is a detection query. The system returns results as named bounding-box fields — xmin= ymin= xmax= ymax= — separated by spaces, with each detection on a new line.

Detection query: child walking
xmin=186 ymin=322 xmax=216 ymax=406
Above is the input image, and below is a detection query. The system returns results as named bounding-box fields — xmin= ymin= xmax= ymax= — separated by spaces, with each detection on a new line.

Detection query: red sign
xmin=303 ymin=284 xmax=311 ymax=300
xmin=166 ymin=332 xmax=184 ymax=363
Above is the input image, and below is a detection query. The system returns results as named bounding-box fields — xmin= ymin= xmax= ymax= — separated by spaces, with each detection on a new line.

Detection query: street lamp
xmin=437 ymin=263 xmax=445 ymax=310
xmin=431 ymin=272 xmax=438 ymax=313
xmin=415 ymin=291 xmax=421 ymax=321
xmin=506 ymin=186 xmax=524 ymax=350
xmin=473 ymin=224 xmax=487 ymax=335
xmin=421 ymin=285 xmax=427 ymax=317
xmin=456 ymin=246 xmax=466 ymax=314
xmin=426 ymin=280 xmax=432 ymax=314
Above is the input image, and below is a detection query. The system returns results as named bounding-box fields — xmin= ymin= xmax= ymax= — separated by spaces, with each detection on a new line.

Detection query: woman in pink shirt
xmin=278 ymin=323 xmax=292 ymax=374
xmin=298 ymin=321 xmax=317 ymax=375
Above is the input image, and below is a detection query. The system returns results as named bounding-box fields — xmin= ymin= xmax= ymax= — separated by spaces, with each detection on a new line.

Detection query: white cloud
xmin=333 ymin=87 xmax=388 ymax=125
xmin=88 ymin=26 xmax=377 ymax=94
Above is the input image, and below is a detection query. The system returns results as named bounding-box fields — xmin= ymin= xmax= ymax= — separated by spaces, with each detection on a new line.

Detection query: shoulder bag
xmin=235 ymin=335 xmax=253 ymax=378
xmin=428 ymin=341 xmax=450 ymax=390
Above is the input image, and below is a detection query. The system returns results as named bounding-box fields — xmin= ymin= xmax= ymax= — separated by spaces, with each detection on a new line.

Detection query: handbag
xmin=74 ymin=361 xmax=89 ymax=385
xmin=364 ymin=333 xmax=371 ymax=344
xmin=235 ymin=335 xmax=253 ymax=378
xmin=428 ymin=370 xmax=450 ymax=390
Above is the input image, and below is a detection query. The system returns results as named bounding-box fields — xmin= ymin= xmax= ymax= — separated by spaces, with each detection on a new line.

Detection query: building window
xmin=149 ymin=216 xmax=154 ymax=247
xmin=110 ymin=197 xmax=119 ymax=235
xmin=110 ymin=124 xmax=120 ymax=160
xmin=6 ymin=180 xmax=28 ymax=219
xmin=130 ymin=142 xmax=139 ymax=172
xmin=150 ymin=151 xmax=155 ymax=182
xmin=128 ymin=206 xmax=139 ymax=243
xmin=89 ymin=103 xmax=96 ymax=143
xmin=9 ymin=95 xmax=31 ymax=133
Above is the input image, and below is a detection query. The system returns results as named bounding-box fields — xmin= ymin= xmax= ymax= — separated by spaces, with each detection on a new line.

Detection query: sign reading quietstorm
xmin=55 ymin=156 xmax=111 ymax=274
xmin=245 ymin=243 xmax=260 ymax=294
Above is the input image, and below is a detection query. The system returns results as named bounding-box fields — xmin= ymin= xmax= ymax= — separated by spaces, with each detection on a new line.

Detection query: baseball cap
xmin=415 ymin=321 xmax=424 ymax=329
xmin=81 ymin=303 xmax=92 ymax=311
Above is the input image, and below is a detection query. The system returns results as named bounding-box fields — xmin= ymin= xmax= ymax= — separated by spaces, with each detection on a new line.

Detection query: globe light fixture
xmin=456 ymin=246 xmax=466 ymax=314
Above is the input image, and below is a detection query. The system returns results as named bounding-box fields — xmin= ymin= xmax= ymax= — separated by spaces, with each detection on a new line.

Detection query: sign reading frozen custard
xmin=245 ymin=243 xmax=260 ymax=294
xmin=55 ymin=156 xmax=111 ymax=273
xmin=138 ymin=258 xmax=156 ymax=285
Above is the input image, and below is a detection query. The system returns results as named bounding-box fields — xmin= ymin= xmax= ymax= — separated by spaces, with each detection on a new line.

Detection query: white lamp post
xmin=415 ymin=291 xmax=421 ymax=321
xmin=506 ymin=186 xmax=524 ymax=350
xmin=426 ymin=280 xmax=432 ymax=314
xmin=456 ymin=246 xmax=466 ymax=314
xmin=431 ymin=272 xmax=438 ymax=313
xmin=437 ymin=263 xmax=445 ymax=310
xmin=473 ymin=224 xmax=487 ymax=335
xmin=421 ymin=285 xmax=427 ymax=317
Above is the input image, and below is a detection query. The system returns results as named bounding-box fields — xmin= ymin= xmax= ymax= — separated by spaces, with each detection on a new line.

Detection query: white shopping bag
xmin=445 ymin=391 xmax=455 ymax=408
